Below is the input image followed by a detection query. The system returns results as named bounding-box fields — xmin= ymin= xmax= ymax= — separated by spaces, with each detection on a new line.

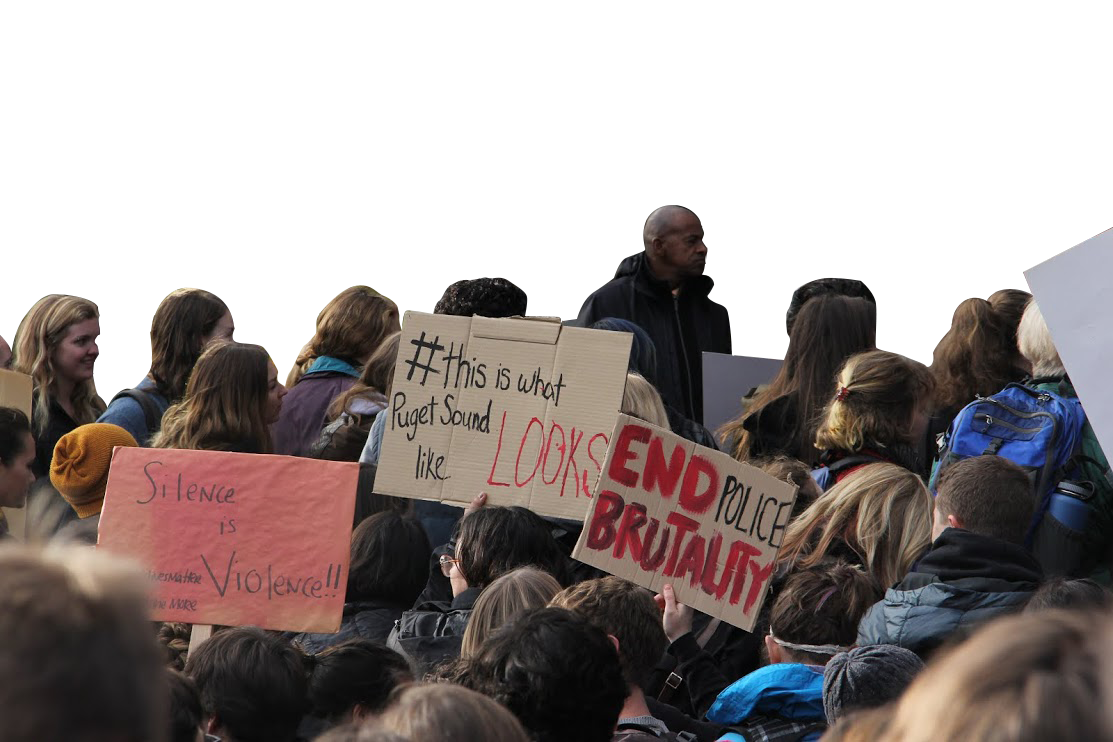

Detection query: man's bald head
xmin=642 ymin=205 xmax=699 ymax=249
xmin=642 ymin=205 xmax=707 ymax=287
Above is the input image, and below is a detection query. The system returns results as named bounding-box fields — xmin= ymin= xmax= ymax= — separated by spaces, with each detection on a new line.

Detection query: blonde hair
xmin=778 ymin=463 xmax=932 ymax=589
xmin=152 ymin=342 xmax=273 ymax=453
xmin=1017 ymin=300 xmax=1066 ymax=379
xmin=461 ymin=567 xmax=561 ymax=658
xmin=621 ymin=372 xmax=669 ymax=429
xmin=287 ymin=286 xmax=399 ymax=386
xmin=377 ymin=683 xmax=530 ymax=742
xmin=880 ymin=610 xmax=1112 ymax=741
xmin=814 ymin=350 xmax=932 ymax=454
xmin=12 ymin=295 xmax=105 ymax=433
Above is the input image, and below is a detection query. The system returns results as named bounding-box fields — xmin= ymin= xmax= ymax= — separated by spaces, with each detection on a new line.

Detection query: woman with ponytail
xmin=812 ymin=350 xmax=933 ymax=489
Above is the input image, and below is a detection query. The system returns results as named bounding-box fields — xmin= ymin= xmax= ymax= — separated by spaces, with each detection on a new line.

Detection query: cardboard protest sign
xmin=1026 ymin=228 xmax=1113 ymax=454
xmin=0 ymin=369 xmax=33 ymax=419
xmin=376 ymin=312 xmax=632 ymax=520
xmin=98 ymin=448 xmax=358 ymax=633
xmin=702 ymin=352 xmax=783 ymax=439
xmin=572 ymin=414 xmax=797 ymax=631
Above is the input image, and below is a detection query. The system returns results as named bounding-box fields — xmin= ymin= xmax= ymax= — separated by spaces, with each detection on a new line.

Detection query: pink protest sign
xmin=98 ymin=448 xmax=358 ymax=633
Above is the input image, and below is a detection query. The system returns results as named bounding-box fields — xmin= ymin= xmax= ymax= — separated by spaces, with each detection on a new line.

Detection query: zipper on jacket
xmin=673 ymin=295 xmax=696 ymax=419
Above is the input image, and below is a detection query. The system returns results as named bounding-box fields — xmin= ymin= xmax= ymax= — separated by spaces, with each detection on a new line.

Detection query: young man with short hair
xmin=858 ymin=455 xmax=1043 ymax=657
xmin=552 ymin=576 xmax=712 ymax=741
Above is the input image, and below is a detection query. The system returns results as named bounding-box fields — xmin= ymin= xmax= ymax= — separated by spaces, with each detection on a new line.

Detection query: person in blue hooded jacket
xmin=705 ymin=562 xmax=880 ymax=742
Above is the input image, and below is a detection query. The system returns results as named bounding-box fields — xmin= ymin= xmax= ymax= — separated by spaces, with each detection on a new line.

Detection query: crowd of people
xmin=1 ymin=204 xmax=1112 ymax=741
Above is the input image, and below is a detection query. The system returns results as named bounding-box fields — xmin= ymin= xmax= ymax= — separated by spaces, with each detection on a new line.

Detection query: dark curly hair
xmin=455 ymin=506 xmax=570 ymax=589
xmin=466 ymin=607 xmax=627 ymax=742
xmin=434 ymin=278 xmax=527 ymax=318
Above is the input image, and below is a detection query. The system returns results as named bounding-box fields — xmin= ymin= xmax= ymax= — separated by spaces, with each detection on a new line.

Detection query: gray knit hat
xmin=822 ymin=644 xmax=923 ymax=724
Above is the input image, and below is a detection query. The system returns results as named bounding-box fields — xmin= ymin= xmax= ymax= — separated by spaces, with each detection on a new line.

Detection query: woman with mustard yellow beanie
xmin=50 ymin=423 xmax=138 ymax=525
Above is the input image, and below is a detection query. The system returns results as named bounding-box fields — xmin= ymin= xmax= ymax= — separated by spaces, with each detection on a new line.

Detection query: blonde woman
xmin=152 ymin=342 xmax=286 ymax=454
xmin=813 ymin=349 xmax=934 ymax=488
xmin=621 ymin=372 xmax=670 ymax=430
xmin=12 ymin=294 xmax=106 ymax=477
xmin=275 ymin=286 xmax=399 ymax=456
xmin=460 ymin=567 xmax=562 ymax=658
xmin=777 ymin=463 xmax=933 ymax=589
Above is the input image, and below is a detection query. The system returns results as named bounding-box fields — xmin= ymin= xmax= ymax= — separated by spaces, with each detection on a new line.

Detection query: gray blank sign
xmin=702 ymin=352 xmax=783 ymax=442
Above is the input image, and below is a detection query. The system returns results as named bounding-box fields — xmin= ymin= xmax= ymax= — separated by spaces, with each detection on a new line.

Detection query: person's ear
xmin=947 ymin=513 xmax=964 ymax=530
xmin=608 ymin=634 xmax=621 ymax=656
xmin=352 ymin=703 xmax=370 ymax=722
xmin=764 ymin=634 xmax=784 ymax=664
xmin=205 ymin=716 xmax=220 ymax=734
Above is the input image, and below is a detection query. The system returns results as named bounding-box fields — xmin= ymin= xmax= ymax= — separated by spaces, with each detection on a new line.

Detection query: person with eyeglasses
xmin=388 ymin=499 xmax=570 ymax=674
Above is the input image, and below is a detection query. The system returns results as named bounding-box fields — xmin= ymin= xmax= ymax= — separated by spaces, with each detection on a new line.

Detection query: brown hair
xmin=159 ymin=622 xmax=192 ymax=671
xmin=988 ymin=288 xmax=1032 ymax=341
xmin=327 ymin=331 xmax=401 ymax=421
xmin=152 ymin=342 xmax=274 ymax=453
xmin=12 ymin=294 xmax=106 ymax=433
xmin=724 ymin=295 xmax=876 ymax=464
xmin=462 ymin=567 xmax=562 ymax=659
xmin=0 ymin=545 xmax=166 ymax=742
xmin=769 ymin=561 xmax=880 ymax=665
xmin=148 ymin=288 xmax=230 ymax=402
xmin=935 ymin=455 xmax=1034 ymax=545
xmin=288 ymin=286 xmax=399 ymax=386
xmin=929 ymin=298 xmax=1020 ymax=421
xmin=377 ymin=683 xmax=530 ymax=742
xmin=778 ymin=463 xmax=932 ymax=589
xmin=753 ymin=455 xmax=821 ymax=519
xmin=550 ymin=575 xmax=668 ymax=689
xmin=880 ymin=610 xmax=1112 ymax=741
xmin=814 ymin=350 xmax=933 ymax=454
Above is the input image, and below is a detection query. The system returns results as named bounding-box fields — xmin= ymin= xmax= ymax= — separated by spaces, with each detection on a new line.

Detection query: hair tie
xmin=835 ymin=387 xmax=851 ymax=402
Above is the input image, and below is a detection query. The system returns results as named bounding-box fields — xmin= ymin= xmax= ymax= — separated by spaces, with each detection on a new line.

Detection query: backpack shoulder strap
xmin=110 ymin=388 xmax=162 ymax=437
xmin=826 ymin=454 xmax=881 ymax=474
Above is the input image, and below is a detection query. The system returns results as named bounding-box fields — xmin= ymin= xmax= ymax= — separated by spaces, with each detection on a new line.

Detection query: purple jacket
xmin=272 ymin=371 xmax=357 ymax=456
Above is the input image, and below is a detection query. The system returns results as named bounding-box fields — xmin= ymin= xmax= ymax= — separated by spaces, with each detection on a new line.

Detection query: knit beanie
xmin=786 ymin=278 xmax=875 ymax=336
xmin=50 ymin=423 xmax=138 ymax=518
xmin=822 ymin=644 xmax=923 ymax=724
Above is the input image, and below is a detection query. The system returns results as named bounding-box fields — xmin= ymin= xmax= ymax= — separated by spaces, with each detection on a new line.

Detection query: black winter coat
xmin=388 ymin=587 xmax=479 ymax=674
xmin=576 ymin=253 xmax=731 ymax=422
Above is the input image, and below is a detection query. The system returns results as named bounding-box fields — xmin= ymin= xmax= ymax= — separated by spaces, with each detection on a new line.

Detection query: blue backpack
xmin=932 ymin=382 xmax=1092 ymax=571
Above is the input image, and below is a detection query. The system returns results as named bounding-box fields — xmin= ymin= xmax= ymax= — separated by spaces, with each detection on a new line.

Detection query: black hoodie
xmin=575 ymin=252 xmax=731 ymax=421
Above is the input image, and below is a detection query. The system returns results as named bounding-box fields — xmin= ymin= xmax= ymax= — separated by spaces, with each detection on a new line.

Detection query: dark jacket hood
xmin=614 ymin=252 xmax=715 ymax=300
xmin=909 ymin=528 xmax=1043 ymax=587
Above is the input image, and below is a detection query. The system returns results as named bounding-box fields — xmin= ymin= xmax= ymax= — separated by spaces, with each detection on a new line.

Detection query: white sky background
xmin=2 ymin=3 xmax=1111 ymax=401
